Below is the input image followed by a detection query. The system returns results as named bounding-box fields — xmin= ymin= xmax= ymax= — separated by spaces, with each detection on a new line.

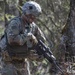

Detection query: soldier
xmin=0 ymin=1 xmax=46 ymax=75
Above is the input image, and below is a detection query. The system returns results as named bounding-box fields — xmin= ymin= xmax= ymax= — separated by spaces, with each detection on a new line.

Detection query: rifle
xmin=35 ymin=40 xmax=64 ymax=74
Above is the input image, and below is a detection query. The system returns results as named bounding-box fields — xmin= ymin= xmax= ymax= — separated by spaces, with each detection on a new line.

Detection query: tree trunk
xmin=61 ymin=0 xmax=75 ymax=60
xmin=4 ymin=0 xmax=9 ymax=26
xmin=66 ymin=0 xmax=75 ymax=56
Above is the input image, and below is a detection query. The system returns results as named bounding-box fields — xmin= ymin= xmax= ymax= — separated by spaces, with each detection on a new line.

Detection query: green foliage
xmin=17 ymin=5 xmax=22 ymax=14
xmin=0 ymin=16 xmax=4 ymax=21
xmin=0 ymin=26 xmax=4 ymax=37
xmin=5 ymin=14 xmax=15 ymax=21
xmin=32 ymin=61 xmax=38 ymax=66
xmin=22 ymin=0 xmax=26 ymax=4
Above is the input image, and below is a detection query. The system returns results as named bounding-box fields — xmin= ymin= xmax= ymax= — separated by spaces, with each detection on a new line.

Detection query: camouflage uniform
xmin=0 ymin=17 xmax=45 ymax=75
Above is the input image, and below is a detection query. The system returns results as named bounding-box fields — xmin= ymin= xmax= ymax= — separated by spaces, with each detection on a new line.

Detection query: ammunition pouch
xmin=6 ymin=43 xmax=30 ymax=59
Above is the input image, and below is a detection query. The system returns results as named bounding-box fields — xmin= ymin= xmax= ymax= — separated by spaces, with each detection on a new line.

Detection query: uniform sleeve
xmin=35 ymin=26 xmax=46 ymax=42
xmin=6 ymin=20 xmax=27 ymax=45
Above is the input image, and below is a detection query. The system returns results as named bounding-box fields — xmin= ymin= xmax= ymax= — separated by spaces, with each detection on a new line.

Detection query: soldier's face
xmin=26 ymin=14 xmax=36 ymax=23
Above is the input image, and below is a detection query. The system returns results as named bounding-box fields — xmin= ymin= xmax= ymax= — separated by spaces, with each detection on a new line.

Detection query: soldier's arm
xmin=6 ymin=20 xmax=28 ymax=45
xmin=35 ymin=25 xmax=46 ymax=42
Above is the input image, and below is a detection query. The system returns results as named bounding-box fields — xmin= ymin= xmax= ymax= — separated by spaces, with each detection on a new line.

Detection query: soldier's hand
xmin=26 ymin=33 xmax=38 ymax=45
xmin=26 ymin=33 xmax=33 ymax=40
xmin=2 ymin=51 xmax=12 ymax=61
xmin=31 ymin=34 xmax=38 ymax=45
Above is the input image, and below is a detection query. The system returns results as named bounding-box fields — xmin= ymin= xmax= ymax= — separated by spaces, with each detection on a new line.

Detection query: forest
xmin=0 ymin=0 xmax=75 ymax=75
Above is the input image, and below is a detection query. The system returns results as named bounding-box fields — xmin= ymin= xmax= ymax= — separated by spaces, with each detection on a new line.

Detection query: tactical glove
xmin=30 ymin=33 xmax=38 ymax=45
xmin=26 ymin=33 xmax=38 ymax=48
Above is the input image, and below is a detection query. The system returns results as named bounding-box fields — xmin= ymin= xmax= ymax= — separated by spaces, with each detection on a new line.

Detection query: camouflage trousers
xmin=0 ymin=58 xmax=30 ymax=75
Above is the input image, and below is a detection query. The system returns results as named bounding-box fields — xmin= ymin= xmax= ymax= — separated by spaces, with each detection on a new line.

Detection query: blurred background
xmin=1 ymin=0 xmax=75 ymax=75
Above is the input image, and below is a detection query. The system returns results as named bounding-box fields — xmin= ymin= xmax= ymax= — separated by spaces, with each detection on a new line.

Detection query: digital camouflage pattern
xmin=22 ymin=1 xmax=42 ymax=17
xmin=0 ymin=59 xmax=30 ymax=75
xmin=0 ymin=17 xmax=46 ymax=75
xmin=6 ymin=17 xmax=45 ymax=47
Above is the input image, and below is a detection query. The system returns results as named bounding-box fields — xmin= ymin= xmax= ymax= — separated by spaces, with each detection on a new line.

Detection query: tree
xmin=61 ymin=0 xmax=75 ymax=61
xmin=4 ymin=0 xmax=9 ymax=26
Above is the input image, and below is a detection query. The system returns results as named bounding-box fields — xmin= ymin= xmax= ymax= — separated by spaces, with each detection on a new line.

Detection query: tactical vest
xmin=5 ymin=17 xmax=33 ymax=58
xmin=6 ymin=44 xmax=31 ymax=58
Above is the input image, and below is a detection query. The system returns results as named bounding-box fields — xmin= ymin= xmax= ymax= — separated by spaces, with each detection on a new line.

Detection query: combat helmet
xmin=22 ymin=1 xmax=42 ymax=17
